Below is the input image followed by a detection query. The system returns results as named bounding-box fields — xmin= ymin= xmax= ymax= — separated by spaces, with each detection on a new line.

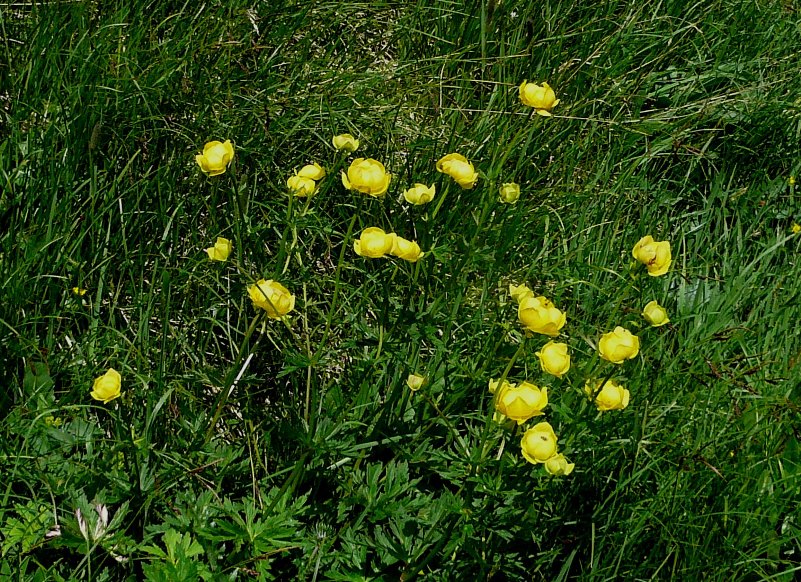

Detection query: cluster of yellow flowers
xmin=287 ymin=163 xmax=326 ymax=197
xmin=354 ymin=227 xmax=424 ymax=262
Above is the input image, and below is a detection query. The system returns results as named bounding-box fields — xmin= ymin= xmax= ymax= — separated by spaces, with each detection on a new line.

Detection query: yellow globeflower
xmin=584 ymin=379 xmax=630 ymax=411
xmin=535 ymin=341 xmax=571 ymax=378
xmin=499 ymin=182 xmax=521 ymax=204
xmin=406 ymin=374 xmax=426 ymax=391
xmin=494 ymin=380 xmax=548 ymax=424
xmin=519 ymin=81 xmax=560 ymax=116
xmin=403 ymin=183 xmax=436 ymax=205
xmin=642 ymin=300 xmax=670 ymax=327
xmin=195 ymin=140 xmax=234 ymax=176
xmin=91 ymin=368 xmax=122 ymax=404
xmin=287 ymin=174 xmax=317 ymax=197
xmin=520 ymin=422 xmax=558 ymax=464
xmin=598 ymin=326 xmax=639 ymax=364
xmin=518 ymin=296 xmax=566 ymax=336
xmin=390 ymin=236 xmax=424 ymax=262
xmin=508 ymin=283 xmax=534 ymax=304
xmin=248 ymin=279 xmax=295 ymax=319
xmin=632 ymin=235 xmax=672 ymax=276
xmin=332 ymin=133 xmax=359 ymax=152
xmin=436 ymin=153 xmax=479 ymax=189
xmin=353 ymin=227 xmax=396 ymax=259
xmin=544 ymin=453 xmax=575 ymax=476
xmin=297 ymin=162 xmax=326 ymax=180
xmin=342 ymin=158 xmax=391 ymax=197
xmin=205 ymin=237 xmax=232 ymax=261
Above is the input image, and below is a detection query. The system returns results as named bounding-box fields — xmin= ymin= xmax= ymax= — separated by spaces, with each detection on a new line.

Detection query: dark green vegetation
xmin=2 ymin=0 xmax=800 ymax=579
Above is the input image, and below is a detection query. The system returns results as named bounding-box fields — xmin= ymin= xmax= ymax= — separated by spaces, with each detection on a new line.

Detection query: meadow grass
xmin=1 ymin=0 xmax=800 ymax=579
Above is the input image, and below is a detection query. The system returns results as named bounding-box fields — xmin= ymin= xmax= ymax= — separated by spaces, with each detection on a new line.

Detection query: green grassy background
xmin=2 ymin=0 xmax=800 ymax=579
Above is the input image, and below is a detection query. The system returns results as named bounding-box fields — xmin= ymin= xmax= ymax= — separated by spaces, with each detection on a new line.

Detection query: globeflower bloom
xmin=535 ymin=341 xmax=571 ymax=378
xmin=494 ymin=380 xmax=548 ymax=424
xmin=519 ymin=81 xmax=560 ymax=116
xmin=544 ymin=453 xmax=575 ymax=476
xmin=642 ymin=300 xmax=670 ymax=327
xmin=509 ymin=283 xmax=534 ymax=303
xmin=520 ymin=422 xmax=558 ymax=464
xmin=248 ymin=279 xmax=295 ymax=319
xmin=585 ymin=379 xmax=630 ymax=411
xmin=342 ymin=158 xmax=391 ymax=197
xmin=518 ymin=296 xmax=566 ymax=336
xmin=205 ymin=237 xmax=232 ymax=261
xmin=287 ymin=174 xmax=317 ymax=197
xmin=632 ymin=235 xmax=672 ymax=276
xmin=499 ymin=182 xmax=521 ymax=204
xmin=436 ymin=153 xmax=478 ymax=189
xmin=91 ymin=368 xmax=122 ymax=404
xmin=332 ymin=133 xmax=359 ymax=152
xmin=353 ymin=227 xmax=396 ymax=259
xmin=390 ymin=236 xmax=424 ymax=262
xmin=297 ymin=162 xmax=326 ymax=181
xmin=403 ymin=183 xmax=436 ymax=205
xmin=195 ymin=140 xmax=234 ymax=176
xmin=598 ymin=326 xmax=639 ymax=364
xmin=406 ymin=374 xmax=426 ymax=392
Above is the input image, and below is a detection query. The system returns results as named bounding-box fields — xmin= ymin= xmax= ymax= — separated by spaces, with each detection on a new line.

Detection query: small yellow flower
xmin=789 ymin=176 xmax=796 ymax=186
xmin=353 ymin=227 xmax=396 ymax=259
xmin=342 ymin=158 xmax=391 ymax=197
xmin=436 ymin=153 xmax=479 ymax=189
xmin=403 ymin=183 xmax=436 ymax=205
xmin=792 ymin=222 xmax=801 ymax=234
xmin=495 ymin=380 xmax=548 ymax=424
xmin=91 ymin=368 xmax=122 ymax=404
xmin=72 ymin=287 xmax=87 ymax=296
xmin=390 ymin=236 xmax=424 ymax=262
xmin=332 ymin=133 xmax=360 ymax=152
xmin=632 ymin=235 xmax=672 ymax=276
xmin=488 ymin=378 xmax=513 ymax=394
xmin=642 ymin=300 xmax=670 ymax=327
xmin=205 ymin=237 xmax=232 ymax=262
xmin=535 ymin=341 xmax=571 ymax=378
xmin=544 ymin=453 xmax=575 ymax=476
xmin=584 ymin=379 xmax=630 ymax=411
xmin=518 ymin=296 xmax=566 ymax=336
xmin=406 ymin=374 xmax=426 ymax=391
xmin=195 ymin=140 xmax=234 ymax=176
xmin=247 ymin=279 xmax=295 ymax=319
xmin=519 ymin=81 xmax=560 ymax=116
xmin=508 ymin=283 xmax=534 ymax=304
xmin=598 ymin=326 xmax=640 ymax=364
xmin=287 ymin=174 xmax=317 ymax=197
xmin=520 ymin=421 xmax=558 ymax=464
xmin=297 ymin=163 xmax=326 ymax=181
xmin=499 ymin=182 xmax=521 ymax=204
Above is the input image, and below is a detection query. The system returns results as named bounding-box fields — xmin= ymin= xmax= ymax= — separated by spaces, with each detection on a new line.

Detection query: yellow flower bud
xmin=544 ymin=453 xmax=575 ymax=476
xmin=342 ymin=158 xmax=391 ymax=197
xmin=406 ymin=374 xmax=426 ymax=391
xmin=91 ymin=368 xmax=122 ymax=404
xmin=508 ymin=283 xmax=534 ymax=304
xmin=535 ymin=341 xmax=570 ymax=378
xmin=287 ymin=174 xmax=317 ymax=197
xmin=390 ymin=236 xmax=424 ymax=262
xmin=494 ymin=380 xmax=548 ymax=424
xmin=518 ymin=296 xmax=566 ymax=336
xmin=584 ymin=379 xmax=630 ymax=411
xmin=205 ymin=237 xmax=232 ymax=261
xmin=520 ymin=422 xmax=558 ymax=464
xmin=499 ymin=182 xmax=521 ymax=204
xmin=403 ymin=183 xmax=436 ymax=205
xmin=436 ymin=153 xmax=479 ymax=189
xmin=353 ymin=227 xmax=396 ymax=259
xmin=195 ymin=140 xmax=234 ymax=176
xmin=332 ymin=133 xmax=359 ymax=152
xmin=519 ymin=81 xmax=560 ymax=116
xmin=632 ymin=235 xmax=672 ymax=276
xmin=642 ymin=300 xmax=669 ymax=327
xmin=598 ymin=326 xmax=639 ymax=364
xmin=297 ymin=162 xmax=326 ymax=180
xmin=247 ymin=279 xmax=295 ymax=319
